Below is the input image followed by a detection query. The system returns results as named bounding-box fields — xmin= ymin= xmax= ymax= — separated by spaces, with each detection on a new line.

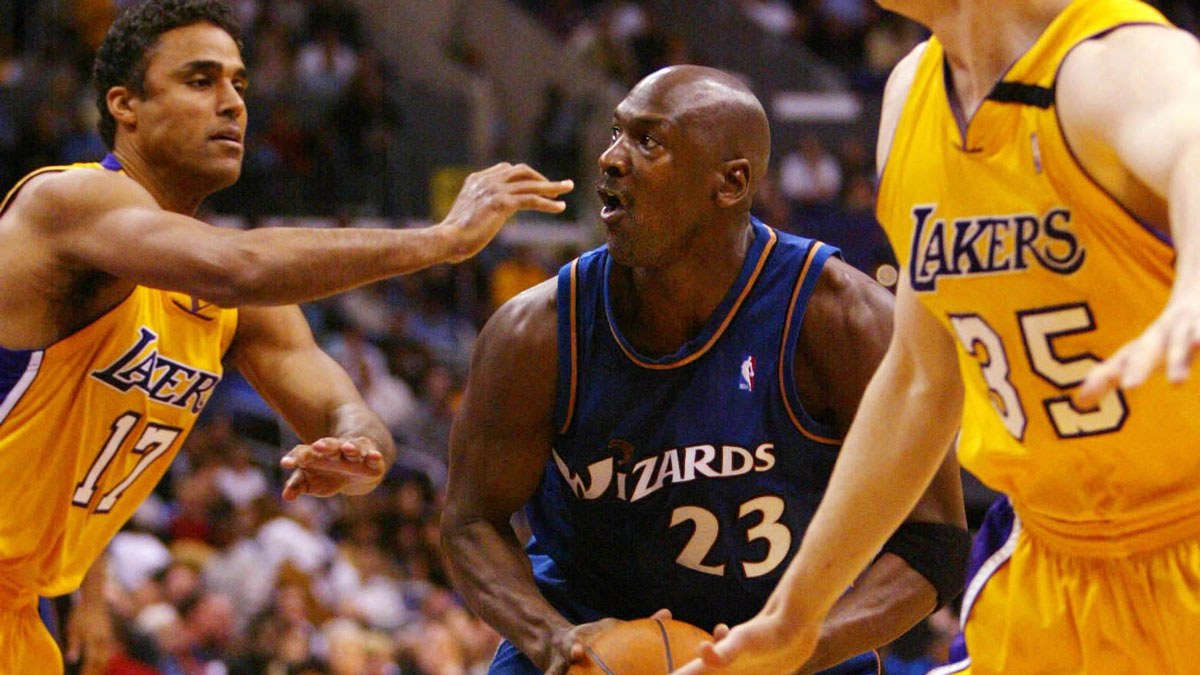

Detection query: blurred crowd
xmin=6 ymin=0 xmax=1198 ymax=673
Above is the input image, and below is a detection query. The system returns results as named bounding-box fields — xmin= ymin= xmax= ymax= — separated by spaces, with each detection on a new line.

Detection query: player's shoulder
xmin=877 ymin=40 xmax=930 ymax=175
xmin=477 ymin=276 xmax=558 ymax=362
xmin=807 ymin=255 xmax=895 ymax=344
xmin=7 ymin=164 xmax=153 ymax=230
xmin=1058 ymin=23 xmax=1199 ymax=108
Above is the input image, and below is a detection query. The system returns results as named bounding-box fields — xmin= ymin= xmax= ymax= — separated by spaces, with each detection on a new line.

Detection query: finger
xmin=569 ymin=641 xmax=587 ymax=662
xmin=651 ymin=608 xmax=673 ymax=621
xmin=510 ymin=195 xmax=568 ymax=214
xmin=1166 ymin=321 xmax=1198 ymax=383
xmin=504 ymin=179 xmax=575 ymax=197
xmin=311 ymin=437 xmax=344 ymax=454
xmin=339 ymin=441 xmax=363 ymax=461
xmin=476 ymin=162 xmax=513 ymax=176
xmin=65 ymin=633 xmax=80 ymax=664
xmin=712 ymin=623 xmax=730 ymax=639
xmin=296 ymin=455 xmax=383 ymax=477
xmin=1076 ymin=353 xmax=1127 ymax=408
xmin=499 ymin=162 xmax=550 ymax=183
xmin=700 ymin=639 xmax=732 ymax=666
xmin=1119 ymin=338 xmax=1165 ymax=390
xmin=281 ymin=469 xmax=308 ymax=501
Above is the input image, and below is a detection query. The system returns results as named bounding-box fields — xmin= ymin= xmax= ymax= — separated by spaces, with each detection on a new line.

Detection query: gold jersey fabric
xmin=877 ymin=0 xmax=1196 ymax=555
xmin=0 ymin=162 xmax=238 ymax=602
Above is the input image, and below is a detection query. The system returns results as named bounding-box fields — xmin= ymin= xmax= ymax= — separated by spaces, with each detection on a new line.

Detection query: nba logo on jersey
xmin=739 ymin=355 xmax=755 ymax=392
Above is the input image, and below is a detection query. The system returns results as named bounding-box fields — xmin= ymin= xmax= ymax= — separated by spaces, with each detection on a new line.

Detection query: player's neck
xmin=110 ymin=145 xmax=206 ymax=215
xmin=612 ymin=221 xmax=754 ymax=356
xmin=931 ymin=0 xmax=1072 ymax=121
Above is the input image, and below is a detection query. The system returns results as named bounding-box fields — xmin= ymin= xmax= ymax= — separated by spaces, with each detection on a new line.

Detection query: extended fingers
xmin=281 ymin=468 xmax=308 ymax=501
xmin=1118 ymin=330 xmax=1168 ymax=390
xmin=1166 ymin=319 xmax=1200 ymax=383
xmin=506 ymin=178 xmax=575 ymax=197
xmin=1077 ymin=352 xmax=1127 ymax=408
xmin=282 ymin=438 xmax=382 ymax=477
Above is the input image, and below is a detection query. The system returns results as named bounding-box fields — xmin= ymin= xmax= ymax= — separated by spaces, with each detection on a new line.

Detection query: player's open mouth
xmin=597 ymin=186 xmax=627 ymax=223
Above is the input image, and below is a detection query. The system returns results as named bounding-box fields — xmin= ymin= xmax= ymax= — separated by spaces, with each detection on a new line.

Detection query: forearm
xmin=216 ymin=224 xmax=459 ymax=306
xmin=1168 ymin=138 xmax=1200 ymax=290
xmin=799 ymin=554 xmax=935 ymax=674
xmin=774 ymin=351 xmax=962 ymax=626
xmin=442 ymin=517 xmax=572 ymax=670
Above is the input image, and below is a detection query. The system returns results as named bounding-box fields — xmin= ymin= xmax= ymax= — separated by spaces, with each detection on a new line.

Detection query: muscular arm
xmin=1063 ymin=26 xmax=1200 ymax=399
xmin=780 ymin=271 xmax=964 ymax=641
xmin=229 ymin=305 xmax=394 ymax=497
xmin=28 ymin=163 xmax=570 ymax=307
xmin=440 ymin=280 xmax=570 ymax=671
xmin=792 ymin=260 xmax=966 ymax=673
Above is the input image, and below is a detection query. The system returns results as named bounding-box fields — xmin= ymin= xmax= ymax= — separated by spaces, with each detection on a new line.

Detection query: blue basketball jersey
xmin=528 ymin=218 xmax=853 ymax=630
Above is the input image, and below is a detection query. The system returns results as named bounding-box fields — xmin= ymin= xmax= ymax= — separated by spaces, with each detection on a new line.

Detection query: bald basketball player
xmin=441 ymin=65 xmax=970 ymax=675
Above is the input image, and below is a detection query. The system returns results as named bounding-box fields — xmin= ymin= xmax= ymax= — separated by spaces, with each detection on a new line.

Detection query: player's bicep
xmin=229 ymin=305 xmax=362 ymax=442
xmin=34 ymin=171 xmax=249 ymax=303
xmin=1059 ymin=26 xmax=1200 ymax=197
xmin=446 ymin=283 xmax=559 ymax=524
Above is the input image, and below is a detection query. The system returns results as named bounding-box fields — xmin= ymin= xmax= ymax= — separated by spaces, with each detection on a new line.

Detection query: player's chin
xmin=206 ymin=158 xmax=243 ymax=190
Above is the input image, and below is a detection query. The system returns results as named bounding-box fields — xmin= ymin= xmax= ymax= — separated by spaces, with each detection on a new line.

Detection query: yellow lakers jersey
xmin=0 ymin=162 xmax=238 ymax=599
xmin=877 ymin=0 xmax=1199 ymax=552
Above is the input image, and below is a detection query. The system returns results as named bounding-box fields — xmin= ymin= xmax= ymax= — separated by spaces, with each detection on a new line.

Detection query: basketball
xmin=567 ymin=618 xmax=713 ymax=675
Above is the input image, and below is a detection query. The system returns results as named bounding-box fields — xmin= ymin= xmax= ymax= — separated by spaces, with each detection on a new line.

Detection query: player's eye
xmin=610 ymin=126 xmax=621 ymax=141
xmin=188 ymin=77 xmax=211 ymax=89
xmin=640 ymin=134 xmax=660 ymax=150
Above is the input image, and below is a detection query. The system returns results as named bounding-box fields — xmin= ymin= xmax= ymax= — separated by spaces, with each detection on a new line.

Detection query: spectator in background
xmin=778 ymin=134 xmax=843 ymax=209
xmin=323 ymin=310 xmax=421 ymax=436
xmin=213 ymin=443 xmax=271 ymax=508
xmin=296 ymin=22 xmax=358 ymax=102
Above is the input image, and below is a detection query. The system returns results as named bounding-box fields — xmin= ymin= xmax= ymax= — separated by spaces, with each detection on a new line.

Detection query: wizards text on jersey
xmin=908 ymin=204 xmax=1085 ymax=292
xmin=553 ymin=442 xmax=776 ymax=503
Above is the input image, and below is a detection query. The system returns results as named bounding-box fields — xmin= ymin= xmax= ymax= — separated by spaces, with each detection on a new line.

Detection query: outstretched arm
xmin=772 ymin=259 xmax=967 ymax=674
xmin=675 ymin=271 xmax=965 ymax=674
xmin=229 ymin=305 xmax=394 ymax=499
xmin=31 ymin=162 xmax=571 ymax=306
xmin=1070 ymin=26 xmax=1200 ymax=401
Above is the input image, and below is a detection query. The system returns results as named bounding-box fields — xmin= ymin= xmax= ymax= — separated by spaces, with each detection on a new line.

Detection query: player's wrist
xmin=428 ymin=217 xmax=472 ymax=264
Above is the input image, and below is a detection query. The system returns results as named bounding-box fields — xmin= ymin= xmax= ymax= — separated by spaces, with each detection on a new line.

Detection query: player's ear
xmin=715 ymin=158 xmax=751 ymax=208
xmin=107 ymin=86 xmax=138 ymax=130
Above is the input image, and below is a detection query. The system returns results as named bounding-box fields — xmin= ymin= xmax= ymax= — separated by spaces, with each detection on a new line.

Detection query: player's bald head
xmin=623 ymin=65 xmax=771 ymax=186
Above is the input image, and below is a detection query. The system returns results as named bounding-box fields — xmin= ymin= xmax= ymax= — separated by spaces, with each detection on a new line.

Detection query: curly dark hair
xmin=92 ymin=0 xmax=243 ymax=149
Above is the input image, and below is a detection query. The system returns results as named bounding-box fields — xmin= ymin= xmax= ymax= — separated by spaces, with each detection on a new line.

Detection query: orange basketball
xmin=567 ymin=618 xmax=713 ymax=675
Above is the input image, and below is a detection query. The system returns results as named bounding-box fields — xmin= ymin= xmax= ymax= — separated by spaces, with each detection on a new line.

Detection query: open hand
xmin=440 ymin=163 xmax=573 ymax=263
xmin=280 ymin=436 xmax=386 ymax=500
xmin=1077 ymin=295 xmax=1200 ymax=407
xmin=670 ymin=607 xmax=818 ymax=675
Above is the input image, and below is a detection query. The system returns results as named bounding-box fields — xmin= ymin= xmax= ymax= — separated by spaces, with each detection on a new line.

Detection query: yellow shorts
xmin=934 ymin=506 xmax=1200 ymax=674
xmin=0 ymin=596 xmax=62 ymax=675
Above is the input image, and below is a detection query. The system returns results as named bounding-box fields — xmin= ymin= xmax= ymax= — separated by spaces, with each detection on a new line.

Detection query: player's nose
xmin=599 ymin=141 xmax=629 ymax=178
